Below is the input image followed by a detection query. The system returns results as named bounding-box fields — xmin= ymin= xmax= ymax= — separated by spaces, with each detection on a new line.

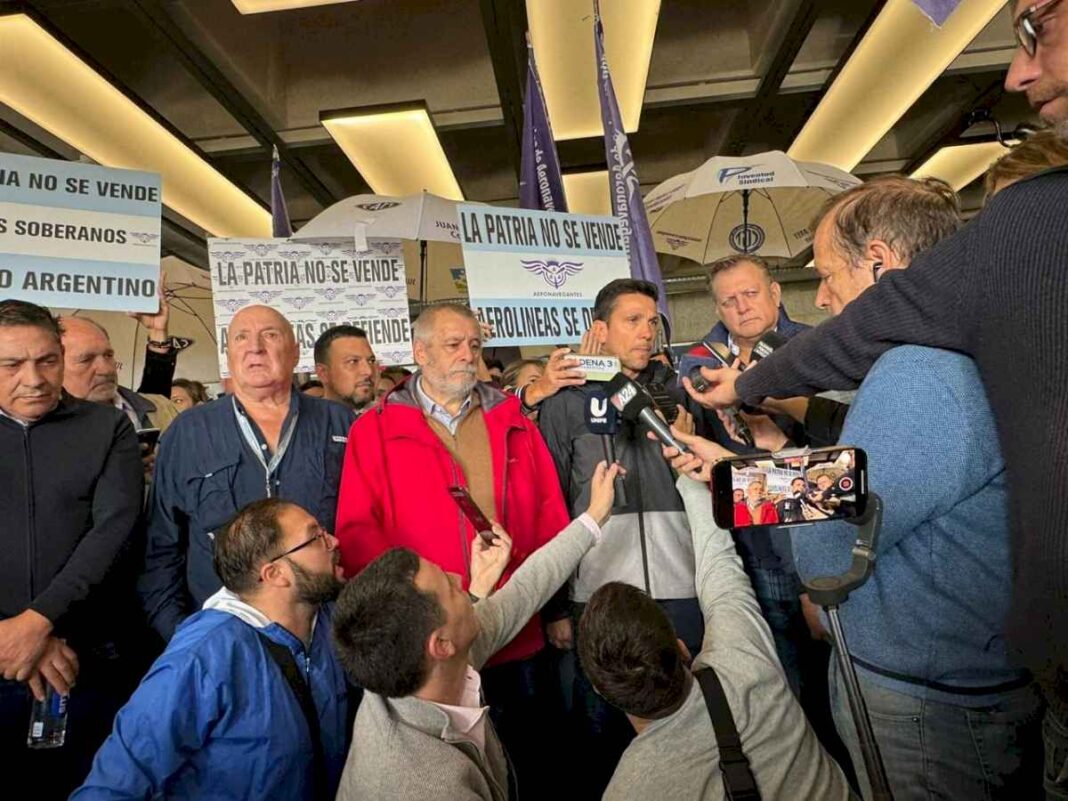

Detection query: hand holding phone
xmin=447 ymin=486 xmax=498 ymax=543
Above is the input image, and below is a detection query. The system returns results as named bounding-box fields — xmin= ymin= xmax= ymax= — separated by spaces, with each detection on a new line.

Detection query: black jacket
xmin=0 ymin=394 xmax=143 ymax=649
xmin=538 ymin=361 xmax=699 ymax=602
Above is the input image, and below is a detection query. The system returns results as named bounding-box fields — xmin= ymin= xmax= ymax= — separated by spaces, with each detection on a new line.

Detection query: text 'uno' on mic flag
xmin=519 ymin=37 xmax=568 ymax=213
xmin=911 ymin=0 xmax=962 ymax=27
xmin=270 ymin=145 xmax=293 ymax=238
xmin=593 ymin=0 xmax=670 ymax=323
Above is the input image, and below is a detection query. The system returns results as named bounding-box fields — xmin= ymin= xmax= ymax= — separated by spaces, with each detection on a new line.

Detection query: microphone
xmin=703 ymin=342 xmax=756 ymax=448
xmin=751 ymin=330 xmax=789 ymax=363
xmin=605 ymin=373 xmax=691 ymax=455
xmin=585 ymin=388 xmax=627 ymax=507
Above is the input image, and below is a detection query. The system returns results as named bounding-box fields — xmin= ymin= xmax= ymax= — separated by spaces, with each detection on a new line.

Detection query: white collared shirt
xmin=428 ymin=666 xmax=490 ymax=758
xmin=112 ymin=393 xmax=141 ymax=428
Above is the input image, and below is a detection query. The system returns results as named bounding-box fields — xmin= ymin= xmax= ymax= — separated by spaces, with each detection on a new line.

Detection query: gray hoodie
xmin=604 ymin=477 xmax=855 ymax=801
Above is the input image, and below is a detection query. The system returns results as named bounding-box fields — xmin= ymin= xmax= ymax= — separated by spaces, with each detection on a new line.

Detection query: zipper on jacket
xmin=632 ymin=442 xmax=652 ymax=595
xmin=23 ymin=427 xmax=36 ymax=606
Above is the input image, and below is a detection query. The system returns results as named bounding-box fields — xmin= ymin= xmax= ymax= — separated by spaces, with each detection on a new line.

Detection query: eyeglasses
xmin=268 ymin=527 xmax=331 ymax=563
xmin=1014 ymin=0 xmax=1063 ymax=57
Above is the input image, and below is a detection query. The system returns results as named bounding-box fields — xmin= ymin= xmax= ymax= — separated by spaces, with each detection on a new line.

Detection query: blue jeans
xmin=830 ymin=658 xmax=1044 ymax=800
xmin=1045 ymin=705 xmax=1068 ymax=800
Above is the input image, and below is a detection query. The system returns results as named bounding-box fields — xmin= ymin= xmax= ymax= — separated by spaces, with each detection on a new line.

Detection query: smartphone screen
xmin=137 ymin=428 xmax=161 ymax=449
xmin=447 ymin=486 xmax=497 ymax=542
xmin=711 ymin=447 xmax=867 ymax=529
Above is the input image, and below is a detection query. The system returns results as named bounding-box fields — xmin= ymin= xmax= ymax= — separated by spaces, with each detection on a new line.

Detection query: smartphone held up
xmin=710 ymin=446 xmax=868 ymax=530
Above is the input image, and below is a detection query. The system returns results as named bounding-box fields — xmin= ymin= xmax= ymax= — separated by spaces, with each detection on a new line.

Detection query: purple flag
xmin=270 ymin=145 xmax=293 ymax=238
xmin=519 ymin=39 xmax=568 ymax=212
xmin=911 ymin=0 xmax=962 ymax=27
xmin=593 ymin=0 xmax=669 ymax=322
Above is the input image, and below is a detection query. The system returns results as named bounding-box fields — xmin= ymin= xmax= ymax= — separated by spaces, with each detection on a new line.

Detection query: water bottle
xmin=27 ymin=686 xmax=68 ymax=749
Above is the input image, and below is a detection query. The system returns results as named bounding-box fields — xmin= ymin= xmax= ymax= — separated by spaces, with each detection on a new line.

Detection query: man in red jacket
xmin=335 ymin=302 xmax=570 ymax=795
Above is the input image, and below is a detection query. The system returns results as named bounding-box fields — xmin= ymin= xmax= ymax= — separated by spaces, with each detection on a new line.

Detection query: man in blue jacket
xmin=139 ymin=305 xmax=354 ymax=640
xmin=74 ymin=497 xmax=350 ymax=800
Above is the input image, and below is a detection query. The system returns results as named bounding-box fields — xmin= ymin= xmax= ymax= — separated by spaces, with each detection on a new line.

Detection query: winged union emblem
xmin=249 ymin=290 xmax=283 ymax=304
xmin=285 ymin=296 xmax=316 ymax=309
xmin=521 ymin=258 xmax=584 ymax=289
xmin=338 ymin=246 xmax=359 ymax=258
xmin=214 ymin=250 xmax=246 ymax=261
xmin=355 ymin=201 xmax=400 ymax=212
xmin=664 ymin=234 xmax=693 ymax=252
xmin=128 ymin=231 xmax=160 ymax=245
xmin=381 ymin=308 xmax=403 ymax=318
xmin=216 ymin=298 xmax=247 ymax=313
xmin=380 ymin=286 xmax=402 ymax=298
xmin=277 ymin=249 xmax=305 ymax=260
xmin=377 ymin=242 xmax=402 ymax=255
xmin=314 ymin=287 xmax=344 ymax=300
xmin=246 ymin=243 xmax=276 ymax=257
xmin=314 ymin=242 xmax=334 ymax=256
xmin=383 ymin=351 xmax=410 ymax=362
xmin=321 ymin=310 xmax=343 ymax=322
xmin=346 ymin=293 xmax=376 ymax=306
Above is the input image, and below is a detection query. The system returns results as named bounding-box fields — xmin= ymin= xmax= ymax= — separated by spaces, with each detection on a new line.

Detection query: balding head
xmin=59 ymin=315 xmax=119 ymax=403
xmin=226 ymin=305 xmax=299 ymax=398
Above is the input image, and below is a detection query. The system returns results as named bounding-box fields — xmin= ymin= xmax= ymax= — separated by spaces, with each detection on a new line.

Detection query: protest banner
xmin=0 ymin=152 xmax=161 ymax=312
xmin=458 ymin=205 xmax=630 ymax=346
xmin=207 ymin=237 xmax=413 ymax=377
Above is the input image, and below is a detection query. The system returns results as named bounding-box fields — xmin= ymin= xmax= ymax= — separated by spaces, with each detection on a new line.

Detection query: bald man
xmin=138 ymin=305 xmax=355 ymax=640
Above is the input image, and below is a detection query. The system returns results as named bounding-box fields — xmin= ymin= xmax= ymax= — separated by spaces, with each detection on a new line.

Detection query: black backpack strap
xmin=257 ymin=632 xmax=328 ymax=801
xmin=694 ymin=667 xmax=762 ymax=801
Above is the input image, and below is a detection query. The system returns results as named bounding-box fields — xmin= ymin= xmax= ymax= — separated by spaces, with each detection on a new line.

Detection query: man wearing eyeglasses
xmin=139 ymin=305 xmax=354 ymax=643
xmin=688 ymin=4 xmax=1068 ymax=797
xmin=74 ymin=498 xmax=352 ymax=800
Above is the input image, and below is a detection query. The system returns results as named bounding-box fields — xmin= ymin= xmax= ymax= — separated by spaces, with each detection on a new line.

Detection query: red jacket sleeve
xmin=334 ymin=412 xmax=393 ymax=577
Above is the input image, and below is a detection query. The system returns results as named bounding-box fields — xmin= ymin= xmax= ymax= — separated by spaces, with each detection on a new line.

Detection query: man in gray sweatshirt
xmin=331 ymin=462 xmax=619 ymax=801
xmin=579 ymin=430 xmax=855 ymax=801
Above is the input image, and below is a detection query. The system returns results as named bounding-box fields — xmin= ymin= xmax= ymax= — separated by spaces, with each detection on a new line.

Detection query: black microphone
xmin=704 ymin=342 xmax=755 ymax=448
xmin=606 ymin=373 xmax=691 ymax=455
xmin=585 ymin=388 xmax=627 ymax=507
xmin=751 ymin=330 xmax=789 ymax=362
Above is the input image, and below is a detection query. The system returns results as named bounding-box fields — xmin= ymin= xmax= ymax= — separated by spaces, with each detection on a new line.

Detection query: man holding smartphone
xmin=334 ymin=303 xmax=571 ymax=797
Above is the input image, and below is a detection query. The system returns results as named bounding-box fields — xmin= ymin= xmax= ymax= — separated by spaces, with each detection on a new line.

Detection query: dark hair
xmin=0 ymin=299 xmax=62 ymax=344
xmin=578 ymin=582 xmax=689 ymax=718
xmin=332 ymin=548 xmax=443 ymax=697
xmin=382 ymin=366 xmax=412 ymax=380
xmin=172 ymin=378 xmax=209 ymax=405
xmin=484 ymin=358 xmax=504 ymax=372
xmin=815 ymin=176 xmax=961 ymax=266
xmin=706 ymin=255 xmax=773 ymax=298
xmin=214 ymin=498 xmax=292 ymax=594
xmin=299 ymin=378 xmax=323 ymax=393
xmin=592 ymin=279 xmax=659 ymax=322
xmin=314 ymin=325 xmax=368 ymax=366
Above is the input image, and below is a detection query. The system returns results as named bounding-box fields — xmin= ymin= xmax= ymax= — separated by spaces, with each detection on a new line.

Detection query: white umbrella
xmin=292 ymin=191 xmax=484 ymax=305
xmin=643 ymin=151 xmax=861 ymax=263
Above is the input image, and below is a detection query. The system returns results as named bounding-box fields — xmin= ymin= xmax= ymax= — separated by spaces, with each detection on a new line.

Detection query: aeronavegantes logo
xmin=520 ymin=258 xmax=584 ymax=289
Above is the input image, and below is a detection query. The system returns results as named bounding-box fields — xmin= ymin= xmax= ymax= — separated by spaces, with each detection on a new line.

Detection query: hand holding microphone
xmin=606 ymin=373 xmax=692 ymax=454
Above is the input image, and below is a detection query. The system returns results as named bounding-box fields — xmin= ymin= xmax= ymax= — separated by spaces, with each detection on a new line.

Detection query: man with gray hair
xmin=139 ymin=304 xmax=354 ymax=641
xmin=335 ymin=302 xmax=571 ymax=796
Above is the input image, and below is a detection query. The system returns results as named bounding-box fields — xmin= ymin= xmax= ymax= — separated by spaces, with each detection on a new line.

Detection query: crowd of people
xmin=2 ymin=3 xmax=1068 ymax=799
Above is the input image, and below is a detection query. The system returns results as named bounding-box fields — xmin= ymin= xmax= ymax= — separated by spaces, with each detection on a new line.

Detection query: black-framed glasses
xmin=268 ymin=528 xmax=329 ymax=563
xmin=1015 ymin=0 xmax=1063 ymax=57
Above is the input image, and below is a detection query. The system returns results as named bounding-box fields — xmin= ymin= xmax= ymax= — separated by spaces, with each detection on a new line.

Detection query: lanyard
xmin=232 ymin=396 xmax=299 ymax=496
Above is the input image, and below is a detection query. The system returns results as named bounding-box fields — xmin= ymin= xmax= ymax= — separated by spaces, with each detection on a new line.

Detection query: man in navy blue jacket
xmin=139 ymin=305 xmax=354 ymax=641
